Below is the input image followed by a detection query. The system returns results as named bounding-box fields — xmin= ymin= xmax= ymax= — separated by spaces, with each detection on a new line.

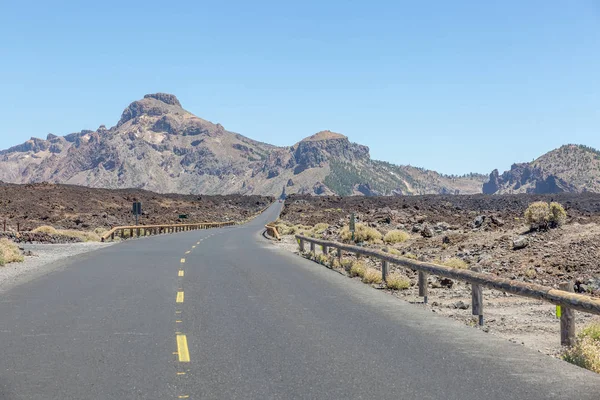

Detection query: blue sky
xmin=1 ymin=1 xmax=598 ymax=175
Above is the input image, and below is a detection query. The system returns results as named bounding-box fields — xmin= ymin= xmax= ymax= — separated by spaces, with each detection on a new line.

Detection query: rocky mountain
xmin=483 ymin=144 xmax=600 ymax=194
xmin=0 ymin=93 xmax=486 ymax=196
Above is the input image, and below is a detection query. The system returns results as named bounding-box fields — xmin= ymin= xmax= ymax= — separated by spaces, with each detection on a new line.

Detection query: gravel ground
xmin=0 ymin=242 xmax=114 ymax=292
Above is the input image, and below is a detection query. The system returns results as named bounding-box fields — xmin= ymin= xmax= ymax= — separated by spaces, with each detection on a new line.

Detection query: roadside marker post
xmin=350 ymin=213 xmax=356 ymax=242
xmin=132 ymin=202 xmax=142 ymax=226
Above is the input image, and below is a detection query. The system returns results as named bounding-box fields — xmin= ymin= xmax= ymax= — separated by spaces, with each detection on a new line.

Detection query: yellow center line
xmin=177 ymin=372 xmax=186 ymax=375
xmin=178 ymin=395 xmax=190 ymax=399
xmin=176 ymin=311 xmax=182 ymax=314
xmin=181 ymin=258 xmax=186 ymax=264
xmin=192 ymin=245 xmax=196 ymax=249
xmin=176 ymin=334 xmax=190 ymax=362
xmin=176 ymin=320 xmax=182 ymax=323
xmin=176 ymin=292 xmax=184 ymax=303
xmin=178 ymin=270 xmax=184 ymax=277
xmin=185 ymin=251 xmax=190 ymax=254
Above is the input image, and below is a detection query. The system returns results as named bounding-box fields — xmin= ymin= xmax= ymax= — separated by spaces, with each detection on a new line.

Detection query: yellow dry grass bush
xmin=441 ymin=257 xmax=468 ymax=269
xmin=404 ymin=252 xmax=418 ymax=260
xmin=32 ymin=225 xmax=58 ymax=235
xmin=386 ymin=273 xmax=411 ymax=290
xmin=549 ymin=202 xmax=567 ymax=227
xmin=340 ymin=223 xmax=382 ymax=244
xmin=362 ymin=268 xmax=382 ymax=284
xmin=349 ymin=261 xmax=367 ymax=278
xmin=0 ymin=238 xmax=24 ymax=266
xmin=387 ymin=248 xmax=402 ymax=256
xmin=32 ymin=225 xmax=101 ymax=242
xmin=384 ymin=230 xmax=410 ymax=244
xmin=331 ymin=258 xmax=341 ymax=269
xmin=313 ymin=223 xmax=329 ymax=234
xmin=524 ymin=201 xmax=550 ymax=230
xmin=341 ymin=259 xmax=354 ymax=270
xmin=563 ymin=323 xmax=600 ymax=373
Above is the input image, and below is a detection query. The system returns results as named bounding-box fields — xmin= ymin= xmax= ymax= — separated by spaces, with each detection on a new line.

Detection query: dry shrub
xmin=32 ymin=225 xmax=100 ymax=242
xmin=313 ymin=223 xmax=329 ymax=234
xmin=563 ymin=323 xmax=600 ymax=373
xmin=32 ymin=225 xmax=58 ymax=235
xmin=340 ymin=223 xmax=382 ymax=244
xmin=316 ymin=254 xmax=329 ymax=265
xmin=0 ymin=238 xmax=24 ymax=265
xmin=549 ymin=202 xmax=567 ymax=227
xmin=362 ymin=268 xmax=382 ymax=284
xmin=441 ymin=257 xmax=468 ymax=269
xmin=524 ymin=268 xmax=537 ymax=279
xmin=384 ymin=230 xmax=410 ymax=244
xmin=349 ymin=261 xmax=367 ymax=278
xmin=404 ymin=252 xmax=418 ymax=260
xmin=341 ymin=259 xmax=354 ymax=270
xmin=524 ymin=201 xmax=550 ymax=230
xmin=387 ymin=248 xmax=402 ymax=256
xmin=331 ymin=258 xmax=341 ymax=269
xmin=386 ymin=273 xmax=411 ymax=290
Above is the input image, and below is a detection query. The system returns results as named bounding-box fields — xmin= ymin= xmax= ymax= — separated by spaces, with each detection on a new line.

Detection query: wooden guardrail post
xmin=382 ymin=260 xmax=389 ymax=282
xmin=471 ymin=266 xmax=483 ymax=326
xmin=418 ymin=271 xmax=428 ymax=304
xmin=323 ymin=245 xmax=328 ymax=255
xmin=559 ymin=282 xmax=576 ymax=347
xmin=337 ymin=247 xmax=342 ymax=262
xmin=299 ymin=238 xmax=305 ymax=252
xmin=310 ymin=242 xmax=315 ymax=253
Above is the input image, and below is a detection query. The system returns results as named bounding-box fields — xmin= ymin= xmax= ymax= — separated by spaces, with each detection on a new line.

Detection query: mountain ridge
xmin=5 ymin=93 xmax=593 ymax=196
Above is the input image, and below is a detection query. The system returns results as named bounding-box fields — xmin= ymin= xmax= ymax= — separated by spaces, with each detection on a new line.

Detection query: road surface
xmin=0 ymin=203 xmax=599 ymax=399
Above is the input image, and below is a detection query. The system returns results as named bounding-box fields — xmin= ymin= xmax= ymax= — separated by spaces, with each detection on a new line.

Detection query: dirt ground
xmin=276 ymin=193 xmax=600 ymax=358
xmin=280 ymin=193 xmax=600 ymax=294
xmin=0 ymin=182 xmax=273 ymax=232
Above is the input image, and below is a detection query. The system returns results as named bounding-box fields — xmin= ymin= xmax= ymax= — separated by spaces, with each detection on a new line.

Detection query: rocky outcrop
xmin=484 ymin=163 xmax=576 ymax=194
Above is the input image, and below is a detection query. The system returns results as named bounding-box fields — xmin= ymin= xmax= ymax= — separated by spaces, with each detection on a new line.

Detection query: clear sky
xmin=1 ymin=1 xmax=598 ymax=175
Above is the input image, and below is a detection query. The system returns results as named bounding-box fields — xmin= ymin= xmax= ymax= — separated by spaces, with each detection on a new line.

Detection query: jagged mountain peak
xmin=483 ymin=144 xmax=600 ymax=194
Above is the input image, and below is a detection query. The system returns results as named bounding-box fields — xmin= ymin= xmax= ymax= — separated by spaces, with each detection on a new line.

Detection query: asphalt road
xmin=0 ymin=202 xmax=599 ymax=399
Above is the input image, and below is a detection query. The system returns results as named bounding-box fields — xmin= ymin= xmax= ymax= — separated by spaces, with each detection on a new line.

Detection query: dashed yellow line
xmin=176 ymin=320 xmax=182 ymax=323
xmin=178 ymin=395 xmax=190 ymax=399
xmin=185 ymin=251 xmax=191 ymax=254
xmin=177 ymin=372 xmax=186 ymax=375
xmin=178 ymin=270 xmax=185 ymax=277
xmin=176 ymin=292 xmax=184 ymax=303
xmin=181 ymin=258 xmax=186 ymax=264
xmin=176 ymin=334 xmax=190 ymax=362
xmin=192 ymin=246 xmax=196 ymax=249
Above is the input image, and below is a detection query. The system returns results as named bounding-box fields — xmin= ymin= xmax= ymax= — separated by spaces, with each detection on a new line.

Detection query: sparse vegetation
xmin=341 ymin=259 xmax=354 ymax=270
xmin=313 ymin=223 xmax=329 ymax=234
xmin=549 ymin=202 xmax=567 ymax=228
xmin=563 ymin=323 xmax=600 ymax=373
xmin=383 ymin=230 xmax=410 ymax=244
xmin=386 ymin=273 xmax=411 ymax=290
xmin=340 ymin=223 xmax=382 ymax=244
xmin=0 ymin=238 xmax=24 ymax=266
xmin=362 ymin=268 xmax=382 ymax=284
xmin=524 ymin=201 xmax=550 ymax=230
xmin=32 ymin=225 xmax=101 ymax=242
xmin=387 ymin=248 xmax=402 ymax=256
xmin=349 ymin=261 xmax=367 ymax=278
xmin=440 ymin=257 xmax=468 ymax=269
xmin=524 ymin=201 xmax=567 ymax=230
xmin=404 ymin=252 xmax=418 ymax=260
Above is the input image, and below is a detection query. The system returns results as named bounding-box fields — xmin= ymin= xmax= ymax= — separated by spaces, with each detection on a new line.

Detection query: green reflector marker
xmin=556 ymin=305 xmax=562 ymax=318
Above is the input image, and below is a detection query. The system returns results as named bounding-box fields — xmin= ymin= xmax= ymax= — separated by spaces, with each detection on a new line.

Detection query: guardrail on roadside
xmin=264 ymin=223 xmax=281 ymax=241
xmin=101 ymin=221 xmax=236 ymax=242
xmin=295 ymin=234 xmax=599 ymax=347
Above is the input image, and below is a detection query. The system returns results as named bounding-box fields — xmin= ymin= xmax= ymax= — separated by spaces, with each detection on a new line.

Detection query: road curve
xmin=0 ymin=202 xmax=599 ymax=399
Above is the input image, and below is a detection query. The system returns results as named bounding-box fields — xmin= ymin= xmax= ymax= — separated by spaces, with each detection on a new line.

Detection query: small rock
xmin=421 ymin=225 xmax=433 ymax=238
xmin=472 ymin=216 xmax=485 ymax=228
xmin=452 ymin=301 xmax=470 ymax=310
xmin=438 ymin=277 xmax=454 ymax=288
xmin=491 ymin=216 xmax=505 ymax=226
xmin=513 ymin=236 xmax=529 ymax=250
